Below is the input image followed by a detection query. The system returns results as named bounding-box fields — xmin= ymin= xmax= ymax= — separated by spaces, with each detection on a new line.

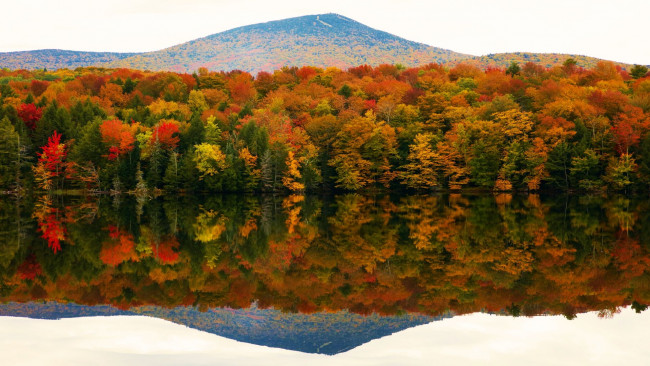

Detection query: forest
xmin=1 ymin=60 xmax=650 ymax=194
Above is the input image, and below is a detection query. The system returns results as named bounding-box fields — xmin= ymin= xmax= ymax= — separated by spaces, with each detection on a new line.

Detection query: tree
xmin=150 ymin=120 xmax=180 ymax=150
xmin=506 ymin=62 xmax=521 ymax=76
xmin=570 ymin=149 xmax=603 ymax=190
xmin=605 ymin=153 xmax=637 ymax=191
xmin=163 ymin=151 xmax=180 ymax=190
xmin=17 ymin=103 xmax=42 ymax=131
xmin=34 ymin=131 xmax=67 ymax=190
xmin=400 ymin=133 xmax=440 ymax=190
xmin=100 ymin=119 xmax=135 ymax=160
xmin=194 ymin=143 xmax=228 ymax=178
xmin=227 ymin=72 xmax=256 ymax=105
xmin=630 ymin=65 xmax=649 ymax=79
xmin=560 ymin=58 xmax=578 ymax=76
xmin=188 ymin=90 xmax=209 ymax=113
xmin=0 ymin=117 xmax=20 ymax=189
xmin=282 ymin=151 xmax=305 ymax=191
xmin=330 ymin=112 xmax=397 ymax=190
xmin=469 ymin=140 xmax=500 ymax=188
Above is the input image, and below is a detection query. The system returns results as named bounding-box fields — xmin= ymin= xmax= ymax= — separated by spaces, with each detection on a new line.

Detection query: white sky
xmin=2 ymin=0 xmax=649 ymax=65
xmin=1 ymin=308 xmax=649 ymax=365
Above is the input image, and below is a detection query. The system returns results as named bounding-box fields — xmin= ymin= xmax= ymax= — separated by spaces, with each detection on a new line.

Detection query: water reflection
xmin=1 ymin=193 xmax=649 ymax=320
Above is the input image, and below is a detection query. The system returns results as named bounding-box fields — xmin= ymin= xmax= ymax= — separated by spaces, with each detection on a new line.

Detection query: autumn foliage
xmin=100 ymin=119 xmax=136 ymax=160
xmin=17 ymin=103 xmax=42 ymax=130
xmin=2 ymin=60 xmax=650 ymax=193
xmin=150 ymin=120 xmax=180 ymax=150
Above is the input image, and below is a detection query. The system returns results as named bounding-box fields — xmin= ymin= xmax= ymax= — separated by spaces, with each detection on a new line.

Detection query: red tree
xmin=30 ymin=80 xmax=49 ymax=97
xmin=17 ymin=103 xmax=42 ymax=130
xmin=38 ymin=131 xmax=67 ymax=177
xmin=150 ymin=121 xmax=180 ymax=150
xmin=100 ymin=119 xmax=135 ymax=160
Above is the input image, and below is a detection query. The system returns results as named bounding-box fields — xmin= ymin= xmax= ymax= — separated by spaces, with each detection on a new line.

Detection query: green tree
xmin=605 ymin=153 xmax=637 ymax=191
xmin=506 ymin=61 xmax=521 ymax=76
xmin=630 ymin=65 xmax=649 ymax=79
xmin=163 ymin=151 xmax=180 ymax=190
xmin=469 ymin=140 xmax=500 ymax=188
xmin=0 ymin=117 xmax=20 ymax=189
xmin=569 ymin=149 xmax=603 ymax=190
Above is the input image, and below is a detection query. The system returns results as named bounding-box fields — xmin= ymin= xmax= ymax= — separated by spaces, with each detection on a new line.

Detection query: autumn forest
xmin=1 ymin=60 xmax=650 ymax=195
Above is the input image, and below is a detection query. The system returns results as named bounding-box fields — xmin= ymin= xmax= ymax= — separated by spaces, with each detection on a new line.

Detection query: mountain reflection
xmin=1 ymin=193 xmax=649 ymax=319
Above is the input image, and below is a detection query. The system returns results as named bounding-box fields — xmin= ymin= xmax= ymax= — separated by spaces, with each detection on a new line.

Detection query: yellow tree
xmin=193 ymin=143 xmax=228 ymax=178
xmin=329 ymin=112 xmax=397 ymax=190
xmin=282 ymin=150 xmax=305 ymax=192
xmin=400 ymin=133 xmax=441 ymax=190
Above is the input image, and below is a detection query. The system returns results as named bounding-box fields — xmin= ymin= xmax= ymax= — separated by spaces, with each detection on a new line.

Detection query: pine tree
xmin=163 ymin=151 xmax=180 ymax=190
xmin=0 ymin=117 xmax=20 ymax=190
xmin=134 ymin=163 xmax=149 ymax=197
xmin=260 ymin=150 xmax=274 ymax=192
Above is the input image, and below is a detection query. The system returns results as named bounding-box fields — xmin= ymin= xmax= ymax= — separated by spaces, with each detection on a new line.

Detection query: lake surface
xmin=0 ymin=193 xmax=649 ymax=364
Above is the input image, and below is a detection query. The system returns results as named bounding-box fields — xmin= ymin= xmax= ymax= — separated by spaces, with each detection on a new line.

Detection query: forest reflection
xmin=1 ymin=193 xmax=649 ymax=319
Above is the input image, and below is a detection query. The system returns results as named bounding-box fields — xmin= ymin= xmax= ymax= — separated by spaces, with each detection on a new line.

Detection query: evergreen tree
xmin=0 ymin=117 xmax=20 ymax=189
xmin=506 ymin=61 xmax=521 ymax=76
xmin=122 ymin=77 xmax=136 ymax=94
xmin=147 ymin=139 xmax=167 ymax=188
xmin=70 ymin=118 xmax=104 ymax=167
xmin=163 ymin=151 xmax=180 ymax=191
xmin=630 ymin=65 xmax=649 ymax=79
xmin=181 ymin=112 xmax=205 ymax=152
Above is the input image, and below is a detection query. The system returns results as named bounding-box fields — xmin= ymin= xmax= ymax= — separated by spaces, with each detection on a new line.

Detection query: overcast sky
xmin=3 ymin=0 xmax=648 ymax=64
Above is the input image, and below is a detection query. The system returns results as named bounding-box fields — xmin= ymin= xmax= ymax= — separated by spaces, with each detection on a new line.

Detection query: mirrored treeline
xmin=1 ymin=193 xmax=649 ymax=319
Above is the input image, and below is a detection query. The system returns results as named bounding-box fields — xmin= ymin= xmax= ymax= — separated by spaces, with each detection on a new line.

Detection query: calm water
xmin=0 ymin=193 xmax=649 ymax=363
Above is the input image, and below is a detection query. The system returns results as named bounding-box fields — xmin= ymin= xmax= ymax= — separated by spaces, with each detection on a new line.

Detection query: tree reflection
xmin=0 ymin=193 xmax=649 ymax=319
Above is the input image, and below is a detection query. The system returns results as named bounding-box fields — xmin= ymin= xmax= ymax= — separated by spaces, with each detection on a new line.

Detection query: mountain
xmin=0 ymin=49 xmax=136 ymax=71
xmin=105 ymin=13 xmax=469 ymax=73
xmin=0 ymin=302 xmax=437 ymax=355
xmin=0 ymin=14 xmax=468 ymax=73
xmin=0 ymin=14 xmax=637 ymax=73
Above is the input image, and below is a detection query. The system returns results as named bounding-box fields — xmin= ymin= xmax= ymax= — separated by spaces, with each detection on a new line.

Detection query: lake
xmin=0 ymin=193 xmax=649 ymax=364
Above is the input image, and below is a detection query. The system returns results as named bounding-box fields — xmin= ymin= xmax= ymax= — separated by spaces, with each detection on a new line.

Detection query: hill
xmin=0 ymin=302 xmax=436 ymax=355
xmin=0 ymin=49 xmax=136 ymax=71
xmin=454 ymin=52 xmax=632 ymax=69
xmin=105 ymin=13 xmax=469 ymax=73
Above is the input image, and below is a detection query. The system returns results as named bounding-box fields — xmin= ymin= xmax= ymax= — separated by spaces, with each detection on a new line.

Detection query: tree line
xmin=1 ymin=60 xmax=649 ymax=194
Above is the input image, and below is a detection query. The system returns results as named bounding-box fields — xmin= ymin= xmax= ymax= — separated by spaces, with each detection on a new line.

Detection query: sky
xmin=2 ymin=0 xmax=649 ymax=65
xmin=1 ymin=308 xmax=649 ymax=365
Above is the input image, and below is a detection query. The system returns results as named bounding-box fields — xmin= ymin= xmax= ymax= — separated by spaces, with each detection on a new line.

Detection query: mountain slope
xmin=0 ymin=49 xmax=136 ymax=70
xmin=105 ymin=13 xmax=469 ymax=73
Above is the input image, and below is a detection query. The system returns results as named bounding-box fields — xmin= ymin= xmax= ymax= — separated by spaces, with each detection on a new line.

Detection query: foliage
xmin=0 ymin=60 xmax=649 ymax=193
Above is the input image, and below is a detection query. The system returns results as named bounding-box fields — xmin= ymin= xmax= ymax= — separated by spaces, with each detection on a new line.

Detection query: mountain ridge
xmin=0 ymin=13 xmax=638 ymax=72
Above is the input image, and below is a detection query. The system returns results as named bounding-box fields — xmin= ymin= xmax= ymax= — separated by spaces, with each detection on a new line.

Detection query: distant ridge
xmin=0 ymin=49 xmax=136 ymax=71
xmin=455 ymin=52 xmax=633 ymax=69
